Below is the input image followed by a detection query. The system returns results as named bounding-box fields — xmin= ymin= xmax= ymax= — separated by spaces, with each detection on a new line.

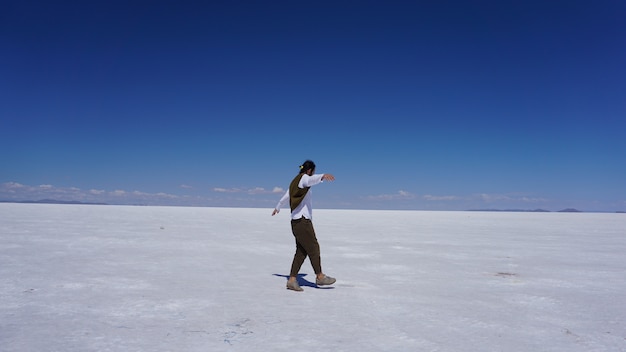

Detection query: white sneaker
xmin=286 ymin=280 xmax=303 ymax=292
xmin=316 ymin=275 xmax=336 ymax=286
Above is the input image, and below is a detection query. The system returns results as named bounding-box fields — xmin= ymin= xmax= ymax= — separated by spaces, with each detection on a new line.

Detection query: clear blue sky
xmin=2 ymin=1 xmax=625 ymax=211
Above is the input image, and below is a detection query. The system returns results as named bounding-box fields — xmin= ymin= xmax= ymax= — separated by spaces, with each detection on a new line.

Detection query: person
xmin=272 ymin=160 xmax=336 ymax=292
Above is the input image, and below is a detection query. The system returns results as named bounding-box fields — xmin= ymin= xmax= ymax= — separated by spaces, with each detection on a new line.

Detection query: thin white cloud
xmin=520 ymin=196 xmax=548 ymax=203
xmin=128 ymin=190 xmax=179 ymax=199
xmin=4 ymin=183 xmax=85 ymax=202
xmin=364 ymin=191 xmax=548 ymax=206
xmin=2 ymin=182 xmax=26 ymax=193
xmin=248 ymin=187 xmax=266 ymax=194
xmin=423 ymin=195 xmax=462 ymax=201
xmin=366 ymin=190 xmax=417 ymax=201
xmin=180 ymin=184 xmax=193 ymax=189
xmin=474 ymin=193 xmax=547 ymax=203
xmin=0 ymin=182 xmax=577 ymax=210
xmin=0 ymin=181 xmax=251 ymax=206
xmin=213 ymin=187 xmax=280 ymax=195
xmin=155 ymin=192 xmax=178 ymax=199
xmin=213 ymin=187 xmax=240 ymax=193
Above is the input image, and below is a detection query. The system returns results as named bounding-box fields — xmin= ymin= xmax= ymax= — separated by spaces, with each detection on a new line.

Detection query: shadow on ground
xmin=273 ymin=273 xmax=335 ymax=289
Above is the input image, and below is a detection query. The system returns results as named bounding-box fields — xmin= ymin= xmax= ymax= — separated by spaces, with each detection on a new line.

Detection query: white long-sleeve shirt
xmin=275 ymin=173 xmax=325 ymax=220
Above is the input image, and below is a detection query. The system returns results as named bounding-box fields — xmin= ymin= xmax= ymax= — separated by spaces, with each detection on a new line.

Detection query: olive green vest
xmin=289 ymin=173 xmax=310 ymax=212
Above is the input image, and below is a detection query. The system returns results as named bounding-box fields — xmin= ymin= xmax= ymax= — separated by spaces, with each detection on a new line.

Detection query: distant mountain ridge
xmin=1 ymin=200 xmax=623 ymax=213
xmin=0 ymin=199 xmax=108 ymax=205
xmin=558 ymin=208 xmax=583 ymax=213
xmin=468 ymin=208 xmax=584 ymax=213
xmin=468 ymin=209 xmax=551 ymax=213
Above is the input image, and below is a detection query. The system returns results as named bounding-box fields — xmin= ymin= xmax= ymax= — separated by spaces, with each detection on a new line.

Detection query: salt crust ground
xmin=1 ymin=203 xmax=625 ymax=351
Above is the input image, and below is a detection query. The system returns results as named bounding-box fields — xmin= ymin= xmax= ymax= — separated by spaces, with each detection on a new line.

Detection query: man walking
xmin=272 ymin=160 xmax=336 ymax=291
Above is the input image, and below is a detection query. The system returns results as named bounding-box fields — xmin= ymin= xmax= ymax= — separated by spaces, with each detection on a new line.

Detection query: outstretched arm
xmin=299 ymin=173 xmax=336 ymax=188
xmin=272 ymin=189 xmax=289 ymax=216
xmin=322 ymin=173 xmax=335 ymax=181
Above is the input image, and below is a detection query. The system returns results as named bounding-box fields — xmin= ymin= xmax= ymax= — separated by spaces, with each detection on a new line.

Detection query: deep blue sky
xmin=2 ymin=1 xmax=625 ymax=211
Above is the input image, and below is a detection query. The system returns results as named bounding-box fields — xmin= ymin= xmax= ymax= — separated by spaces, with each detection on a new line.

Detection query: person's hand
xmin=322 ymin=174 xmax=335 ymax=181
xmin=271 ymin=209 xmax=279 ymax=216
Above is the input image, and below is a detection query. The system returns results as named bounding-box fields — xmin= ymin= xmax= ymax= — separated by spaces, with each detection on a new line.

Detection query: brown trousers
xmin=290 ymin=217 xmax=321 ymax=277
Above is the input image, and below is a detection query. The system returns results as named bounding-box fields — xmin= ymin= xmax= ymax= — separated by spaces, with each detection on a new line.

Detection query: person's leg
xmin=288 ymin=218 xmax=334 ymax=289
xmin=293 ymin=219 xmax=322 ymax=274
xmin=289 ymin=240 xmax=307 ymax=278
xmin=288 ymin=218 xmax=310 ymax=285
xmin=296 ymin=219 xmax=335 ymax=286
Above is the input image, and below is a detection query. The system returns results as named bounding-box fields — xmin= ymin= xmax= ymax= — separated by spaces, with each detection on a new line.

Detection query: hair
xmin=299 ymin=160 xmax=316 ymax=173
